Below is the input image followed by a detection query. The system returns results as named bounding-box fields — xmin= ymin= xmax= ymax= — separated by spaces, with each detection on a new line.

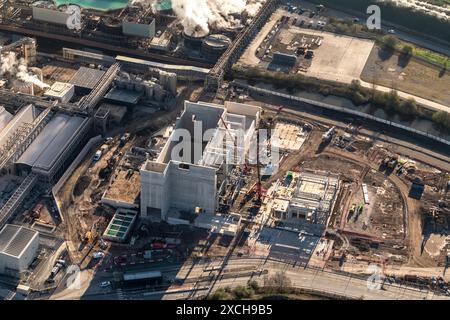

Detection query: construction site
xmin=0 ymin=0 xmax=449 ymax=301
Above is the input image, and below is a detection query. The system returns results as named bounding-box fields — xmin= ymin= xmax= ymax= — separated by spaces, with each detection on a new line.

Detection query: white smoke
xmin=132 ymin=0 xmax=266 ymax=35
xmin=0 ymin=50 xmax=49 ymax=89
xmin=172 ymin=0 xmax=247 ymax=35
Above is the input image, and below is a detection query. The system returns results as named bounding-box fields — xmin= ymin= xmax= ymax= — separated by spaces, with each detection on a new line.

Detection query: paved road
xmin=49 ymin=255 xmax=450 ymax=300
xmin=160 ymin=258 xmax=450 ymax=300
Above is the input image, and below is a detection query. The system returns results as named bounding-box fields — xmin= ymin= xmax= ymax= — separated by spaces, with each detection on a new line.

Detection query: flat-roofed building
xmin=0 ymin=224 xmax=39 ymax=277
xmin=69 ymin=67 xmax=106 ymax=94
xmin=44 ymin=82 xmax=75 ymax=103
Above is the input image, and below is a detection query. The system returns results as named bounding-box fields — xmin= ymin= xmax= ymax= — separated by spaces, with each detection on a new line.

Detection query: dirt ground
xmin=361 ymin=46 xmax=450 ymax=106
xmin=345 ymin=170 xmax=405 ymax=242
xmin=41 ymin=62 xmax=78 ymax=84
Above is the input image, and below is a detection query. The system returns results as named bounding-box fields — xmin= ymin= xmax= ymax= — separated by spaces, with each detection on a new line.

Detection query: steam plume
xmin=0 ymin=50 xmax=49 ymax=89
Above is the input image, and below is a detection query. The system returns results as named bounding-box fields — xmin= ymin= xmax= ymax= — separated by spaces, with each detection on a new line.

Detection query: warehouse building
xmin=0 ymin=224 xmax=39 ymax=277
xmin=140 ymin=101 xmax=260 ymax=223
xmin=0 ymin=107 xmax=13 ymax=132
xmin=15 ymin=111 xmax=91 ymax=183
xmin=31 ymin=4 xmax=72 ymax=27
xmin=44 ymin=82 xmax=75 ymax=103
xmin=69 ymin=67 xmax=106 ymax=94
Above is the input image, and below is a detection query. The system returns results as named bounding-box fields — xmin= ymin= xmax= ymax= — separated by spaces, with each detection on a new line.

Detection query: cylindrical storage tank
xmin=167 ymin=73 xmax=177 ymax=95
xmin=144 ymin=82 xmax=154 ymax=99
xmin=134 ymin=81 xmax=144 ymax=92
xmin=153 ymin=84 xmax=165 ymax=102
xmin=201 ymin=34 xmax=231 ymax=61
xmin=100 ymin=17 xmax=123 ymax=35
xmin=183 ymin=29 xmax=209 ymax=50
xmin=13 ymin=80 xmax=34 ymax=96
xmin=160 ymin=71 xmax=167 ymax=86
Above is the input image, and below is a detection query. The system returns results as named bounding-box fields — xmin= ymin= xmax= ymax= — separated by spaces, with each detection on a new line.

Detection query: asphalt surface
xmin=50 ymin=257 xmax=450 ymax=300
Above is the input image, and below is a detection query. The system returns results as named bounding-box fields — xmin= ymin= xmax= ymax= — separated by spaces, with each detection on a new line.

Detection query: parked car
xmin=93 ymin=252 xmax=105 ymax=259
xmin=100 ymin=281 xmax=111 ymax=288
xmin=388 ymin=29 xmax=395 ymax=34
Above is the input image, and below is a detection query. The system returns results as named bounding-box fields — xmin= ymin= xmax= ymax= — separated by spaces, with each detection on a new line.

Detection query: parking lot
xmin=301 ymin=29 xmax=374 ymax=83
xmin=238 ymin=5 xmax=374 ymax=84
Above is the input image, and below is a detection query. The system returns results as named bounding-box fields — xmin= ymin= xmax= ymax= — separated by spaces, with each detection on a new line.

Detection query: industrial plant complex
xmin=0 ymin=0 xmax=449 ymax=303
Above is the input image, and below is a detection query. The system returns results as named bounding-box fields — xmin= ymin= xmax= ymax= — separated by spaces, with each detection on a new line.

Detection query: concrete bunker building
xmin=0 ymin=224 xmax=39 ymax=277
xmin=140 ymin=101 xmax=261 ymax=224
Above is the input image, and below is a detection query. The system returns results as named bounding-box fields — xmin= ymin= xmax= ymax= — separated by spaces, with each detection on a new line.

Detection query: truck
xmin=93 ymin=150 xmax=102 ymax=161
xmin=50 ymin=264 xmax=62 ymax=278
xmin=322 ymin=126 xmax=335 ymax=142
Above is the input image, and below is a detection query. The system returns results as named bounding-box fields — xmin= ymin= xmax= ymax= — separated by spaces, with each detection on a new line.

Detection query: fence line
xmin=232 ymin=81 xmax=450 ymax=146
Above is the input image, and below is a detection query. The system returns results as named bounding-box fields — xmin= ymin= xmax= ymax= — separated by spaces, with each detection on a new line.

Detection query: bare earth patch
xmin=361 ymin=46 xmax=450 ymax=106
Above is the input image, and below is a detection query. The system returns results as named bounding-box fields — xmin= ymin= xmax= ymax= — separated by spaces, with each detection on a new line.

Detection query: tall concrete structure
xmin=141 ymin=101 xmax=261 ymax=223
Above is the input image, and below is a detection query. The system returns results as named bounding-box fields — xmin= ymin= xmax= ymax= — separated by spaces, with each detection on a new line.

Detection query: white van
xmin=93 ymin=150 xmax=102 ymax=161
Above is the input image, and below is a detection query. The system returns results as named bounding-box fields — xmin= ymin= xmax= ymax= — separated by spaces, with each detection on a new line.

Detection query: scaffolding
xmin=0 ymin=173 xmax=37 ymax=229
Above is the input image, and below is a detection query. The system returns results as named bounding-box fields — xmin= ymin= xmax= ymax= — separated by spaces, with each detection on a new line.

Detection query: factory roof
xmin=44 ymin=82 xmax=74 ymax=101
xmin=0 ymin=107 xmax=13 ymax=132
xmin=123 ymin=270 xmax=162 ymax=281
xmin=69 ymin=67 xmax=106 ymax=90
xmin=104 ymin=88 xmax=142 ymax=105
xmin=116 ymin=55 xmax=210 ymax=74
xmin=0 ymin=105 xmax=36 ymax=150
xmin=0 ymin=224 xmax=38 ymax=258
xmin=16 ymin=112 xmax=87 ymax=172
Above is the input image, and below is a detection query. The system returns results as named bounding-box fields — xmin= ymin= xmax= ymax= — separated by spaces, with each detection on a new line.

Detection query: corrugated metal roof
xmin=0 ymin=105 xmax=36 ymax=150
xmin=16 ymin=112 xmax=86 ymax=171
xmin=0 ymin=107 xmax=13 ymax=132
xmin=0 ymin=225 xmax=38 ymax=258
xmin=0 ymin=224 xmax=19 ymax=252
xmin=69 ymin=67 xmax=105 ymax=90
